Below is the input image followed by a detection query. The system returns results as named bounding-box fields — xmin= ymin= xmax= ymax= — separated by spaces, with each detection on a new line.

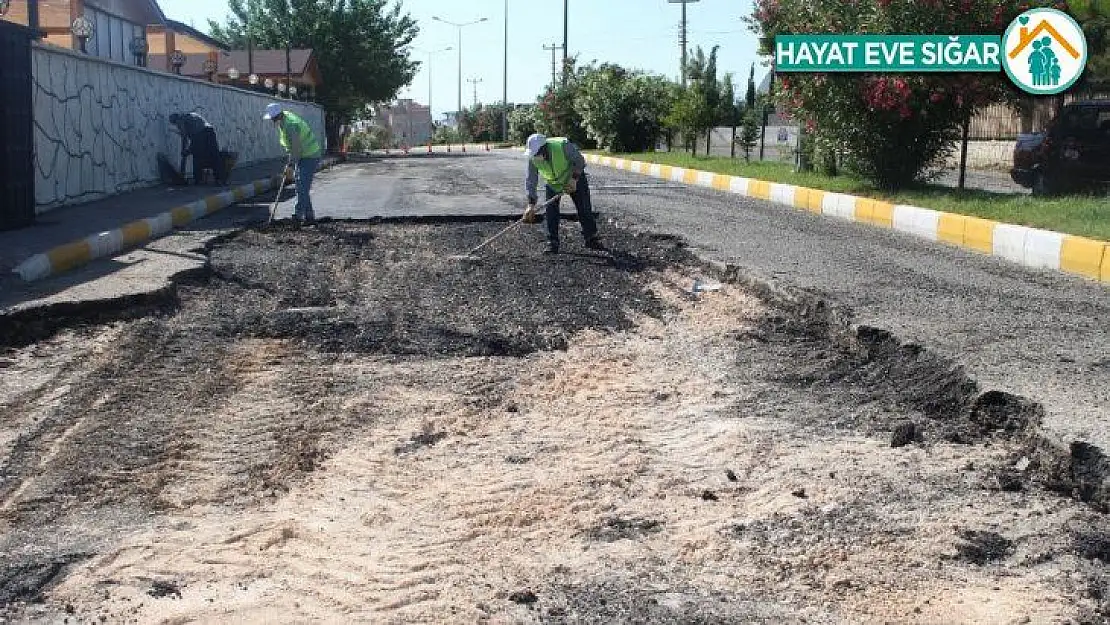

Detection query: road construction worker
xmin=263 ymin=103 xmax=323 ymax=223
xmin=169 ymin=112 xmax=225 ymax=185
xmin=524 ymin=133 xmax=603 ymax=254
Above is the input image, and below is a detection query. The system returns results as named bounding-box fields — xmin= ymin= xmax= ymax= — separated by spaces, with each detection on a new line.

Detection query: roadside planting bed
xmin=0 ymin=220 xmax=1106 ymax=624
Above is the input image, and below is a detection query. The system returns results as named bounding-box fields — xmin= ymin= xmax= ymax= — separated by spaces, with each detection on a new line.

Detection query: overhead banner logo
xmin=773 ymin=8 xmax=1087 ymax=95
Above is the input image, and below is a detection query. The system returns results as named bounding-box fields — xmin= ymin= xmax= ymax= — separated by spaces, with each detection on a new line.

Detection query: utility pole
xmin=502 ymin=0 xmax=509 ymax=141
xmin=432 ymin=16 xmax=488 ymax=121
xmin=543 ymin=43 xmax=564 ymax=90
xmin=668 ymin=0 xmax=700 ymax=88
xmin=417 ymin=46 xmax=452 ymax=126
xmin=562 ymin=0 xmax=569 ymax=86
xmin=468 ymin=78 xmax=483 ymax=107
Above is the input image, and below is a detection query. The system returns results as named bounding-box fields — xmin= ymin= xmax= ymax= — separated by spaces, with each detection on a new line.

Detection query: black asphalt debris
xmin=954 ymin=530 xmax=1015 ymax=565
xmin=200 ymin=222 xmax=688 ymax=357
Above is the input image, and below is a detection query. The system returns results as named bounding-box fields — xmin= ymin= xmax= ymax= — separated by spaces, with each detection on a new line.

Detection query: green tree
xmin=736 ymin=109 xmax=760 ymax=163
xmin=664 ymin=87 xmax=708 ymax=155
xmin=456 ymin=103 xmax=510 ymax=142
xmin=508 ymin=105 xmax=538 ymax=145
xmin=718 ymin=73 xmax=742 ymax=158
xmin=574 ymin=64 xmax=675 ymax=152
xmin=432 ymin=123 xmax=462 ymax=145
xmin=745 ymin=63 xmax=757 ymax=110
xmin=1069 ymin=1 xmax=1110 ymax=90
xmin=532 ymin=57 xmax=594 ymax=147
xmin=746 ymin=0 xmax=1029 ymax=190
xmin=208 ymin=0 xmax=419 ymax=150
xmin=683 ymin=45 xmax=722 ymax=155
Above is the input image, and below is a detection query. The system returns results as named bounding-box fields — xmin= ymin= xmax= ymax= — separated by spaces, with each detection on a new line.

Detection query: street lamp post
xmin=563 ymin=0 xmax=568 ymax=85
xmin=502 ymin=0 xmax=509 ymax=142
xmin=129 ymin=35 xmax=148 ymax=67
xmin=70 ymin=15 xmax=93 ymax=54
xmin=170 ymin=49 xmax=187 ymax=75
xmin=432 ymin=15 xmax=488 ymax=122
xmin=415 ymin=46 xmax=452 ymax=121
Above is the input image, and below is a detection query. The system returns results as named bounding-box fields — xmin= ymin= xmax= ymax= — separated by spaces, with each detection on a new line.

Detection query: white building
xmin=372 ymin=99 xmax=433 ymax=146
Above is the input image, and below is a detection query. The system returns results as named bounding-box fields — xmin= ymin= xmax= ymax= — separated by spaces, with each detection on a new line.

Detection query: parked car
xmin=1011 ymin=100 xmax=1110 ymax=196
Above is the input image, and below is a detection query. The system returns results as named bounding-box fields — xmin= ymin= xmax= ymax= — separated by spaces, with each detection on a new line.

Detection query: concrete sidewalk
xmin=0 ymin=159 xmax=286 ymax=277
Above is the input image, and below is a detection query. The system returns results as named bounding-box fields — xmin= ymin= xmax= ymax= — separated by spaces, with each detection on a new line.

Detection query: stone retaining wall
xmin=32 ymin=43 xmax=326 ymax=213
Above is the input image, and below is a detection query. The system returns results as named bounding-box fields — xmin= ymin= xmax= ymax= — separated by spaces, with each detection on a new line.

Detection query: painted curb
xmin=12 ymin=158 xmax=341 ymax=283
xmin=584 ymin=154 xmax=1109 ymax=285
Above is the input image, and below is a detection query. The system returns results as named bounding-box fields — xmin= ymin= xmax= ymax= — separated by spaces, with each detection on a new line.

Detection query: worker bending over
xmin=524 ymin=133 xmax=604 ymax=254
xmin=169 ymin=112 xmax=225 ymax=185
xmin=264 ymin=103 xmax=323 ymax=224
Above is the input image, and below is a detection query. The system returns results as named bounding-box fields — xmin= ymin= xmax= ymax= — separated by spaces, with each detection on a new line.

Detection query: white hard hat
xmin=525 ymin=133 xmax=547 ymax=157
xmin=263 ymin=103 xmax=284 ymax=120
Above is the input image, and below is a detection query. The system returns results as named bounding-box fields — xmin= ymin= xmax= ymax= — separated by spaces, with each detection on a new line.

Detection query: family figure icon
xmin=1005 ymin=9 xmax=1086 ymax=94
xmin=1029 ymin=37 xmax=1062 ymax=86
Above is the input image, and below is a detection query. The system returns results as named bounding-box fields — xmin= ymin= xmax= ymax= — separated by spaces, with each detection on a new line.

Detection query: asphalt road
xmin=294 ymin=151 xmax=1107 ymax=457
xmin=7 ymin=152 xmax=1105 ymax=455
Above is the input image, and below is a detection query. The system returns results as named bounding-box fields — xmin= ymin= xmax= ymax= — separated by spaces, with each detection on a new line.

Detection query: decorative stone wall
xmin=31 ymin=43 xmax=326 ymax=213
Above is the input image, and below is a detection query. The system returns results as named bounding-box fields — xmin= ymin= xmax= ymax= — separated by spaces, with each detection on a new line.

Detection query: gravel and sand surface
xmin=1 ymin=219 xmax=1106 ymax=624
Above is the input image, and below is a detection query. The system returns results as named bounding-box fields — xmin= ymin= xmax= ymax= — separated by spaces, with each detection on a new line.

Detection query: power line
xmin=563 ymin=0 xmax=569 ymax=86
xmin=467 ymin=77 xmax=484 ymax=107
xmin=668 ymin=0 xmax=701 ymax=88
xmin=543 ymin=43 xmax=565 ymax=90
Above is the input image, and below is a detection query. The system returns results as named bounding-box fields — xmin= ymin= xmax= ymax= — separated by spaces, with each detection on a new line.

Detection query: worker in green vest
xmin=524 ymin=133 xmax=603 ymax=254
xmin=263 ymin=103 xmax=323 ymax=223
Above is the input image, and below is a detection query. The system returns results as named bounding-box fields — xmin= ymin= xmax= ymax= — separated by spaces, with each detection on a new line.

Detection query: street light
xmin=415 ymin=46 xmax=452 ymax=120
xmin=129 ymin=35 xmax=148 ymax=67
xmin=264 ymin=77 xmax=274 ymax=92
xmin=170 ymin=49 xmax=186 ymax=75
xmin=502 ymin=0 xmax=509 ymax=141
xmin=227 ymin=67 xmax=240 ymax=82
xmin=431 ymin=15 xmax=488 ymax=121
xmin=71 ymin=15 xmax=93 ymax=53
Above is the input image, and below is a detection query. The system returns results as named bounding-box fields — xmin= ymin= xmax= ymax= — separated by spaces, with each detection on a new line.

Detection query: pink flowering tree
xmin=747 ymin=0 xmax=1048 ymax=190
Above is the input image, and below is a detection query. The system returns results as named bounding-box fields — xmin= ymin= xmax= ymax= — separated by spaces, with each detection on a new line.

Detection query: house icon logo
xmin=1002 ymin=8 xmax=1088 ymax=95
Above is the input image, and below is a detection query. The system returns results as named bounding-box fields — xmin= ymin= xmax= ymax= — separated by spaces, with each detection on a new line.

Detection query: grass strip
xmin=599 ymin=151 xmax=1110 ymax=242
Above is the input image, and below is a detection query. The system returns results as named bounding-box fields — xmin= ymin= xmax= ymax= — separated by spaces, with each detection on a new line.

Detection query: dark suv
xmin=1011 ymin=100 xmax=1110 ymax=196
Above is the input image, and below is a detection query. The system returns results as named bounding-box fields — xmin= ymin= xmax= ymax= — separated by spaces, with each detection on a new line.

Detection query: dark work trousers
xmin=186 ymin=127 xmax=222 ymax=185
xmin=544 ymin=173 xmax=598 ymax=245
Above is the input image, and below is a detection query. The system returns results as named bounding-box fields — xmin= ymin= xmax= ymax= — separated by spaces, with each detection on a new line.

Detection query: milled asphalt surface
xmin=3 ymin=151 xmax=1106 ymax=457
xmin=459 ymin=151 xmax=1105 ymax=456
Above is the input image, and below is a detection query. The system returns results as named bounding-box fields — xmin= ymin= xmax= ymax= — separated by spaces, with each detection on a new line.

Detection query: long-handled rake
xmin=449 ymin=193 xmax=565 ymax=262
xmin=267 ymin=159 xmax=295 ymax=224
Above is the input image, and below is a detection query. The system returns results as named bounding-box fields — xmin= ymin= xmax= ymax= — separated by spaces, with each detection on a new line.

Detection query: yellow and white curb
xmin=13 ymin=158 xmax=340 ymax=283
xmin=585 ymin=154 xmax=1110 ymax=285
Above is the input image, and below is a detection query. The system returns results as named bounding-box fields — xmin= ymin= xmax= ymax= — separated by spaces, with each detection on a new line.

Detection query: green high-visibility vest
xmin=532 ymin=137 xmax=573 ymax=192
xmin=277 ymin=111 xmax=323 ymax=159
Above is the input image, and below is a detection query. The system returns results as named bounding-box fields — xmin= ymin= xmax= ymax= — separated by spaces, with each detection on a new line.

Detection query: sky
xmin=156 ymin=0 xmax=768 ymax=121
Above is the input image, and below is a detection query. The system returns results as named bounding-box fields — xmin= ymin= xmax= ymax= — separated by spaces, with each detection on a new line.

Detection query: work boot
xmin=544 ymin=241 xmax=560 ymax=255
